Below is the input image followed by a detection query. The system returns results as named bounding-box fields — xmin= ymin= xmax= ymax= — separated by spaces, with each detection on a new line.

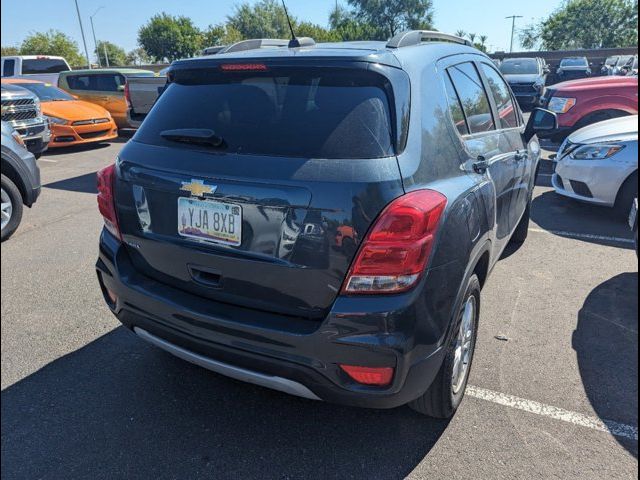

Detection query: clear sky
xmin=1 ymin=0 xmax=562 ymax=57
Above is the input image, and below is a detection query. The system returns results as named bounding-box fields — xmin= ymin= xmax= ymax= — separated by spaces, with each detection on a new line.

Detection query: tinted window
xmin=499 ymin=59 xmax=540 ymax=75
xmin=447 ymin=62 xmax=495 ymax=134
xmin=22 ymin=58 xmax=69 ymax=74
xmin=480 ymin=64 xmax=519 ymax=129
xmin=605 ymin=56 xmax=619 ymax=66
xmin=560 ymin=58 xmax=587 ymax=67
xmin=66 ymin=75 xmax=91 ymax=90
xmin=136 ymin=68 xmax=395 ymax=159
xmin=94 ymin=74 xmax=124 ymax=92
xmin=443 ymin=73 xmax=469 ymax=135
xmin=14 ymin=82 xmax=75 ymax=101
xmin=3 ymin=59 xmax=15 ymax=76
xmin=616 ymin=56 xmax=633 ymax=67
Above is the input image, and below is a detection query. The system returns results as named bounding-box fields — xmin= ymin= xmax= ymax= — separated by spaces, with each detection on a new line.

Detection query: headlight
xmin=570 ymin=144 xmax=625 ymax=160
xmin=11 ymin=131 xmax=25 ymax=147
xmin=45 ymin=115 xmax=68 ymax=125
xmin=34 ymin=99 xmax=42 ymax=116
xmin=548 ymin=97 xmax=576 ymax=114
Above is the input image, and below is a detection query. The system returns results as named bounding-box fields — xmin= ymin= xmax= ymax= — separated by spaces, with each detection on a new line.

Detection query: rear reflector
xmin=342 ymin=190 xmax=447 ymax=295
xmin=220 ymin=63 xmax=268 ymax=72
xmin=340 ymin=365 xmax=394 ymax=386
xmin=96 ymin=163 xmax=122 ymax=241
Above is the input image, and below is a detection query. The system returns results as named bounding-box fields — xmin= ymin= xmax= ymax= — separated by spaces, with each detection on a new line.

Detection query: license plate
xmin=178 ymin=197 xmax=242 ymax=246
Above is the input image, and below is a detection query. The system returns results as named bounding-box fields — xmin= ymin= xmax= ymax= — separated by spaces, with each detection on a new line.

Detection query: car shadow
xmin=1 ymin=327 xmax=449 ymax=479
xmin=44 ymin=172 xmax=98 ymax=194
xmin=531 ymin=190 xmax=635 ymax=249
xmin=573 ymin=272 xmax=638 ymax=457
xmin=41 ymin=142 xmax=114 ymax=156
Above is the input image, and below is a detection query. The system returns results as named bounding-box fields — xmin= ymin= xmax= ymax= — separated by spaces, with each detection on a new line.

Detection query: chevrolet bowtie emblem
xmin=180 ymin=180 xmax=217 ymax=198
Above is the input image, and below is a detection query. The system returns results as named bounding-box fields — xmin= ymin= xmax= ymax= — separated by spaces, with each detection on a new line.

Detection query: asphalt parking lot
xmin=1 ymin=136 xmax=638 ymax=480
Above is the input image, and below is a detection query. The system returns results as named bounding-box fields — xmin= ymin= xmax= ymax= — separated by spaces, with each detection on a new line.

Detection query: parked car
xmin=499 ymin=57 xmax=549 ymax=109
xmin=1 ymin=121 xmax=41 ymax=241
xmin=1 ymin=83 xmax=50 ymax=157
xmin=600 ymin=56 xmax=620 ymax=76
xmin=3 ymin=78 xmax=118 ymax=148
xmin=126 ymin=39 xmax=291 ymax=128
xmin=95 ymin=31 xmax=556 ymax=418
xmin=556 ymin=56 xmax=592 ymax=81
xmin=1 ymin=55 xmax=71 ymax=84
xmin=57 ymin=68 xmax=155 ymax=128
xmin=539 ymin=75 xmax=638 ymax=143
xmin=612 ymin=55 xmax=635 ymax=76
xmin=622 ymin=55 xmax=638 ymax=76
xmin=552 ymin=115 xmax=638 ymax=217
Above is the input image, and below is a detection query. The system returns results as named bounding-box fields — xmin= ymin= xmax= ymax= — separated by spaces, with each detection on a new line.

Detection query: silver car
xmin=552 ymin=115 xmax=638 ymax=215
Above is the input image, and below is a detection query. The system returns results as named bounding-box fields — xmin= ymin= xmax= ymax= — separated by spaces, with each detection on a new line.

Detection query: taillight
xmin=220 ymin=63 xmax=268 ymax=72
xmin=340 ymin=365 xmax=394 ymax=386
xmin=97 ymin=164 xmax=121 ymax=241
xmin=342 ymin=190 xmax=447 ymax=295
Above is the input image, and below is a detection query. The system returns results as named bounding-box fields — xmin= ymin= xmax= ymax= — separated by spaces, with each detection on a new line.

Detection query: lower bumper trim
xmin=134 ymin=327 xmax=322 ymax=401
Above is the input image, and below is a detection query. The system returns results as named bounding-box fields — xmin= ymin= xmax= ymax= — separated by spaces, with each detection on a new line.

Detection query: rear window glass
xmin=22 ymin=59 xmax=69 ymax=74
xmin=135 ymin=67 xmax=395 ymax=159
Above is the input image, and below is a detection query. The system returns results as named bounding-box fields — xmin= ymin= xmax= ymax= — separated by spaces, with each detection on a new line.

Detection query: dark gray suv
xmin=96 ymin=31 xmax=556 ymax=418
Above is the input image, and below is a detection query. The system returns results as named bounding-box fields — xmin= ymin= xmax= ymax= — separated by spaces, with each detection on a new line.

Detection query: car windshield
xmin=136 ymin=67 xmax=395 ymax=159
xmin=13 ymin=82 xmax=74 ymax=101
xmin=634 ymin=58 xmax=639 ymax=69
xmin=605 ymin=57 xmax=619 ymax=66
xmin=499 ymin=59 xmax=540 ymax=75
xmin=616 ymin=56 xmax=633 ymax=67
xmin=561 ymin=58 xmax=588 ymax=67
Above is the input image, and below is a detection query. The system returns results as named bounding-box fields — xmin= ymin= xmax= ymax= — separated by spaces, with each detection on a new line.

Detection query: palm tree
xmin=455 ymin=30 xmax=466 ymax=38
xmin=479 ymin=35 xmax=488 ymax=47
xmin=468 ymin=33 xmax=477 ymax=43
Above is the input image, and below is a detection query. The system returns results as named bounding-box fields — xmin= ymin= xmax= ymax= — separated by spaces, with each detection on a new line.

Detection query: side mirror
xmin=543 ymin=67 xmax=551 ymax=74
xmin=117 ymin=85 xmax=125 ymax=92
xmin=524 ymin=108 xmax=558 ymax=143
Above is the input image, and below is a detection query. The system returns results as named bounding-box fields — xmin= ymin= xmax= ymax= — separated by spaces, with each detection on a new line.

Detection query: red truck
xmin=539 ymin=75 xmax=638 ymax=143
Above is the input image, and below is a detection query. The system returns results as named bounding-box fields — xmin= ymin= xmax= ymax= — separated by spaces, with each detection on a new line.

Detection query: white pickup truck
xmin=1 ymin=56 xmax=72 ymax=84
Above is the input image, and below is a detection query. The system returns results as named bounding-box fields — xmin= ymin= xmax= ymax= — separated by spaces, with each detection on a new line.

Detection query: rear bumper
xmin=96 ymin=231 xmax=448 ymax=409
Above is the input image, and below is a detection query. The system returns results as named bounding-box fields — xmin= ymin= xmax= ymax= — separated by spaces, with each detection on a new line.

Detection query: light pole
xmin=73 ymin=0 xmax=91 ymax=68
xmin=505 ymin=15 xmax=523 ymax=53
xmin=90 ymin=7 xmax=104 ymax=67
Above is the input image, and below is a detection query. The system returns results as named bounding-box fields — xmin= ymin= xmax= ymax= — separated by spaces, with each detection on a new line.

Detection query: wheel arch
xmin=1 ymin=155 xmax=27 ymax=204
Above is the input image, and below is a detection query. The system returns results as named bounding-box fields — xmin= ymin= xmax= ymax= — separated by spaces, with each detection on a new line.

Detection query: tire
xmin=575 ymin=110 xmax=629 ymax=131
xmin=409 ymin=274 xmax=481 ymax=418
xmin=1 ymin=174 xmax=24 ymax=242
xmin=614 ymin=172 xmax=638 ymax=218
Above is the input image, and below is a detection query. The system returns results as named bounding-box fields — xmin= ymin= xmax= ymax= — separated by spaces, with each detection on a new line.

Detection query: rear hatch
xmin=115 ymin=59 xmax=408 ymax=319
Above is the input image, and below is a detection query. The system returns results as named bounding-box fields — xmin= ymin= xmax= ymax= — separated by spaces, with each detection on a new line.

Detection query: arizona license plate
xmin=177 ymin=197 xmax=242 ymax=246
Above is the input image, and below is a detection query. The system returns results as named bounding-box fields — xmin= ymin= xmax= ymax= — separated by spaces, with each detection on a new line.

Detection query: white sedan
xmin=552 ymin=115 xmax=638 ymax=215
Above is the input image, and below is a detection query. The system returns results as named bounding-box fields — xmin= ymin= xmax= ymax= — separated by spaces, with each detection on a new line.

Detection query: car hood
xmin=548 ymin=75 xmax=637 ymax=93
xmin=41 ymin=100 xmax=111 ymax=121
xmin=504 ymin=73 xmax=543 ymax=84
xmin=569 ymin=115 xmax=639 ymax=144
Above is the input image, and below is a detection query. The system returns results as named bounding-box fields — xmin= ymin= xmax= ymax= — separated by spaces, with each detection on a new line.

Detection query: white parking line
xmin=467 ymin=386 xmax=638 ymax=441
xmin=37 ymin=158 xmax=58 ymax=163
xmin=529 ymin=228 xmax=635 ymax=245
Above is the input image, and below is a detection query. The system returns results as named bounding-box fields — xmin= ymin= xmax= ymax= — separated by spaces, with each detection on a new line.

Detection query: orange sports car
xmin=2 ymin=78 xmax=118 ymax=148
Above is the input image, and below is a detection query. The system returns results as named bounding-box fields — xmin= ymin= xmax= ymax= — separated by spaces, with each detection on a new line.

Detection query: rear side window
xmin=135 ymin=67 xmax=395 ymax=159
xmin=447 ymin=63 xmax=495 ymax=134
xmin=66 ymin=75 xmax=91 ymax=90
xmin=443 ymin=74 xmax=469 ymax=136
xmin=22 ymin=59 xmax=68 ymax=74
xmin=3 ymin=59 xmax=16 ymax=76
xmin=95 ymin=74 xmax=125 ymax=92
xmin=480 ymin=64 xmax=519 ymax=129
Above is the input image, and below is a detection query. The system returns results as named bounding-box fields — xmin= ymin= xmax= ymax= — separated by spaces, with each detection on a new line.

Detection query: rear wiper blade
xmin=160 ymin=129 xmax=225 ymax=148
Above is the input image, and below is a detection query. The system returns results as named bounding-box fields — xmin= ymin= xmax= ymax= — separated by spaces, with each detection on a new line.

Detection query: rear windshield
xmin=135 ymin=67 xmax=395 ymax=159
xmin=22 ymin=59 xmax=69 ymax=74
xmin=499 ymin=59 xmax=539 ymax=75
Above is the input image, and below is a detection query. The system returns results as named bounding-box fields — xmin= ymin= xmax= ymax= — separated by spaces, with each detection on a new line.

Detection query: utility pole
xmin=90 ymin=7 xmax=105 ymax=67
xmin=74 ymin=0 xmax=91 ymax=69
xmin=505 ymin=15 xmax=523 ymax=53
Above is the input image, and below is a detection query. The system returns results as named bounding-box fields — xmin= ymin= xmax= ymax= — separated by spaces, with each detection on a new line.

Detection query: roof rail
xmin=387 ymin=30 xmax=473 ymax=49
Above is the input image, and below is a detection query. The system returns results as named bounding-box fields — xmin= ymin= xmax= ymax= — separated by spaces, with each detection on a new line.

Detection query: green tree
xmin=138 ymin=13 xmax=203 ymax=62
xmin=295 ymin=22 xmax=341 ymax=43
xmin=1 ymin=45 xmax=20 ymax=56
xmin=329 ymin=4 xmax=378 ymax=41
xmin=227 ymin=0 xmax=291 ymax=39
xmin=126 ymin=47 xmax=152 ymax=66
xmin=19 ymin=30 xmax=84 ymax=66
xmin=346 ymin=0 xmax=434 ymax=39
xmin=202 ymin=24 xmax=244 ymax=48
xmin=95 ymin=41 xmax=127 ymax=66
xmin=521 ymin=0 xmax=638 ymax=50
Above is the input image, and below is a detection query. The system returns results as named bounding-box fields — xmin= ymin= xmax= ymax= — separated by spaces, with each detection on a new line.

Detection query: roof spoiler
xmin=387 ymin=30 xmax=473 ymax=49
xmin=219 ymin=39 xmax=289 ymax=54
